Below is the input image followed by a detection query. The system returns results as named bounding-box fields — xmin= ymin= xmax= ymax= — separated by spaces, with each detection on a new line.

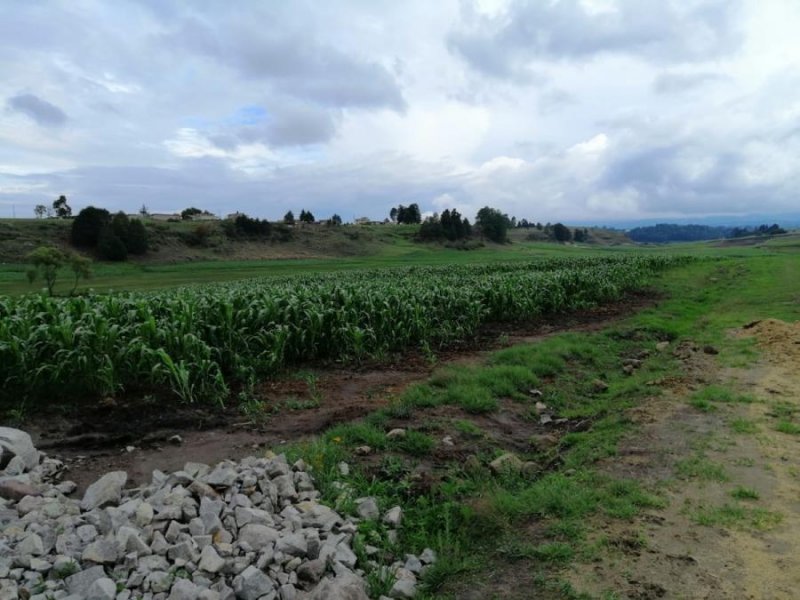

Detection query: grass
xmin=730 ymin=486 xmax=760 ymax=500
xmin=729 ymin=418 xmax=758 ymax=434
xmin=691 ymin=503 xmax=782 ymax=530
xmin=675 ymin=454 xmax=729 ymax=482
xmin=774 ymin=421 xmax=800 ymax=435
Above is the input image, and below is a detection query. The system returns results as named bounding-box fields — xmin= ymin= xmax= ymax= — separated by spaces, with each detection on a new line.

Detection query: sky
xmin=1 ymin=0 xmax=799 ymax=224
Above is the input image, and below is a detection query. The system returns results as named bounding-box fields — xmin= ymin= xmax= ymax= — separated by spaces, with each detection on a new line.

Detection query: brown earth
xmin=23 ymin=293 xmax=655 ymax=493
xmin=569 ymin=319 xmax=800 ymax=599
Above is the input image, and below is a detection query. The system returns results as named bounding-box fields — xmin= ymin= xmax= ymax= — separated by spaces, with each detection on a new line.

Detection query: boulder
xmin=80 ymin=471 xmax=127 ymax=511
xmin=0 ymin=427 xmax=40 ymax=471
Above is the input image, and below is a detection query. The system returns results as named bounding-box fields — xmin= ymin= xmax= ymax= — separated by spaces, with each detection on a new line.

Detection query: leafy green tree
xmin=71 ymin=206 xmax=111 ymax=247
xmin=283 ymin=211 xmax=295 ymax=225
xmin=328 ymin=214 xmax=342 ymax=226
xmin=393 ymin=204 xmax=422 ymax=224
xmin=475 ymin=206 xmax=510 ymax=243
xmin=68 ymin=253 xmax=92 ymax=295
xmin=34 ymin=205 xmax=47 ymax=219
xmin=299 ymin=210 xmax=315 ymax=223
xmin=26 ymin=247 xmax=65 ymax=296
xmin=53 ymin=195 xmax=72 ymax=218
xmin=389 ymin=207 xmax=398 ymax=222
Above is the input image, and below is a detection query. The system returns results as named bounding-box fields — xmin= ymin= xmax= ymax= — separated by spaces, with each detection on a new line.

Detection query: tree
xmin=328 ymin=214 xmax=342 ymax=226
xmin=475 ymin=207 xmax=510 ymax=243
xmin=389 ymin=207 xmax=398 ymax=222
xmin=97 ymin=228 xmax=128 ymax=261
xmin=34 ymin=205 xmax=47 ymax=219
xmin=552 ymin=223 xmax=572 ymax=242
xmin=181 ymin=207 xmax=203 ymax=220
xmin=68 ymin=253 xmax=92 ymax=295
xmin=26 ymin=247 xmax=65 ymax=296
xmin=299 ymin=210 xmax=315 ymax=223
xmin=53 ymin=195 xmax=72 ymax=218
xmin=139 ymin=204 xmax=149 ymax=217
xmin=71 ymin=206 xmax=111 ymax=247
xmin=283 ymin=211 xmax=295 ymax=225
xmin=573 ymin=228 xmax=586 ymax=243
xmin=126 ymin=219 xmax=149 ymax=254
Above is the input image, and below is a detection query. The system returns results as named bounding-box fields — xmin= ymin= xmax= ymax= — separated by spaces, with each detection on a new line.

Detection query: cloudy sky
xmin=1 ymin=0 xmax=799 ymax=223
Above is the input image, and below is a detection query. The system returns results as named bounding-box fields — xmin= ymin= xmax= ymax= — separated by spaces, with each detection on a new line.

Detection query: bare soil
xmin=569 ymin=319 xmax=800 ymax=599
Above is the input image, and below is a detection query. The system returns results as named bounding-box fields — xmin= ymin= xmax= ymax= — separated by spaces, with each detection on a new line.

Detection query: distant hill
xmin=628 ymin=223 xmax=787 ymax=243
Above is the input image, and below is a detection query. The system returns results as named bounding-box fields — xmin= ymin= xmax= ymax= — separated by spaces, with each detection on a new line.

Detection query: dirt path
xmin=571 ymin=320 xmax=800 ymax=599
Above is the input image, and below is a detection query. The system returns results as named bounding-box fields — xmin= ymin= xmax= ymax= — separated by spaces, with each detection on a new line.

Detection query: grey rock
xmin=275 ymin=533 xmax=307 ymax=558
xmin=146 ymin=571 xmax=173 ymax=593
xmin=198 ymin=545 xmax=225 ymax=574
xmin=81 ymin=472 xmax=127 ymax=511
xmin=386 ymin=428 xmax=406 ymax=440
xmin=296 ymin=558 xmax=326 ymax=586
xmin=204 ymin=464 xmax=236 ymax=488
xmin=388 ymin=575 xmax=416 ymax=599
xmin=488 ymin=453 xmax=523 ymax=474
xmin=168 ymin=578 xmax=202 ymax=600
xmin=279 ymin=583 xmax=297 ymax=600
xmin=17 ymin=533 xmax=45 ymax=556
xmin=0 ymin=479 xmax=41 ymax=502
xmin=235 ymin=565 xmax=274 ymax=600
xmin=382 ymin=506 xmax=402 ymax=528
xmin=82 ymin=539 xmax=119 ymax=564
xmin=0 ymin=427 xmax=40 ymax=471
xmin=419 ymin=548 xmax=436 ymax=564
xmin=238 ymin=524 xmax=279 ymax=549
xmin=86 ymin=577 xmax=117 ymax=600
xmin=309 ymin=571 xmax=369 ymax=600
xmin=355 ymin=497 xmax=379 ymax=520
xmin=403 ymin=555 xmax=422 ymax=574
xmin=65 ymin=566 xmax=108 ymax=596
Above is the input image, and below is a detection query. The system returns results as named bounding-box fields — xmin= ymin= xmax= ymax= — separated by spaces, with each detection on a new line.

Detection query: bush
xmin=126 ymin=219 xmax=149 ymax=254
xmin=97 ymin=228 xmax=128 ymax=261
xmin=71 ymin=207 xmax=111 ymax=247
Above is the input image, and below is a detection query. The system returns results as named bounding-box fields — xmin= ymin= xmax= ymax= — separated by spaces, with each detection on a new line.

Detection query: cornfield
xmin=0 ymin=255 xmax=691 ymax=406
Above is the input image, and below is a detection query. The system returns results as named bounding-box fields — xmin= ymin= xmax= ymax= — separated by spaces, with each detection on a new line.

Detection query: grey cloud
xmin=449 ymin=0 xmax=743 ymax=79
xmin=164 ymin=16 xmax=405 ymax=111
xmin=7 ymin=93 xmax=68 ymax=127
xmin=653 ymin=72 xmax=726 ymax=94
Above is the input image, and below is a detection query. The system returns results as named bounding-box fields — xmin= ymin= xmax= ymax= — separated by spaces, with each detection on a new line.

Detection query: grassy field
xmin=3 ymin=223 xmax=794 ymax=296
xmin=271 ymin=248 xmax=800 ymax=598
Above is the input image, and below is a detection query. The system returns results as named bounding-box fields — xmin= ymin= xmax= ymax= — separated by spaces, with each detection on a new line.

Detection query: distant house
xmin=189 ymin=213 xmax=220 ymax=222
xmin=150 ymin=213 xmax=181 ymax=222
xmin=355 ymin=217 xmax=386 ymax=225
xmin=226 ymin=212 xmax=245 ymax=220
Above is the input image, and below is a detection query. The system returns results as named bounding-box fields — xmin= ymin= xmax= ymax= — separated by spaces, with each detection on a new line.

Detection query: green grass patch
xmin=730 ymin=486 xmax=760 ymax=500
xmin=691 ymin=503 xmax=782 ymax=530
xmin=774 ymin=421 xmax=800 ymax=435
xmin=392 ymin=430 xmax=436 ymax=457
xmin=454 ymin=420 xmax=483 ymax=437
xmin=675 ymin=454 xmax=729 ymax=482
xmin=729 ymin=418 xmax=758 ymax=434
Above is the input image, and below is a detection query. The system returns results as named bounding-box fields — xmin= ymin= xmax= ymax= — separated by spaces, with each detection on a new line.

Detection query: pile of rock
xmin=0 ymin=428 xmax=435 ymax=600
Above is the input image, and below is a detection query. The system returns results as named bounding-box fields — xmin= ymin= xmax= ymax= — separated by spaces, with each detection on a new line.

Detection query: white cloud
xmin=0 ymin=0 xmax=799 ymax=223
